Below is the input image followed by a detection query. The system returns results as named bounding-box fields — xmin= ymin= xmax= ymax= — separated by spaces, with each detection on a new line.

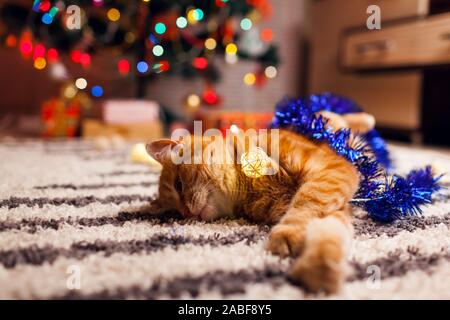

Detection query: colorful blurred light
xmin=243 ymin=73 xmax=256 ymax=85
xmin=230 ymin=124 xmax=239 ymax=134
xmin=176 ymin=17 xmax=188 ymax=29
xmin=264 ymin=66 xmax=277 ymax=78
xmin=75 ymin=78 xmax=88 ymax=90
xmin=204 ymin=38 xmax=217 ymax=50
xmin=49 ymin=7 xmax=58 ymax=16
xmin=42 ymin=13 xmax=53 ymax=24
xmin=33 ymin=44 xmax=46 ymax=59
xmin=91 ymin=85 xmax=104 ymax=97
xmin=93 ymin=0 xmax=104 ymax=7
xmin=148 ymin=33 xmax=159 ymax=44
xmin=260 ymin=28 xmax=273 ymax=42
xmin=34 ymin=57 xmax=47 ymax=70
xmin=152 ymin=60 xmax=170 ymax=73
xmin=215 ymin=0 xmax=228 ymax=8
xmin=71 ymin=50 xmax=82 ymax=63
xmin=154 ymin=22 xmax=166 ymax=35
xmin=40 ymin=1 xmax=51 ymax=12
xmin=161 ymin=60 xmax=170 ymax=71
xmin=20 ymin=40 xmax=33 ymax=56
xmin=49 ymin=62 xmax=68 ymax=80
xmin=5 ymin=35 xmax=17 ymax=48
xmin=107 ymin=8 xmax=120 ymax=22
xmin=187 ymin=9 xmax=204 ymax=24
xmin=186 ymin=94 xmax=201 ymax=109
xmin=194 ymin=9 xmax=204 ymax=20
xmin=152 ymin=45 xmax=164 ymax=57
xmin=32 ymin=0 xmax=41 ymax=12
xmin=137 ymin=61 xmax=149 ymax=73
xmin=225 ymin=43 xmax=238 ymax=55
xmin=47 ymin=48 xmax=59 ymax=62
xmin=118 ymin=59 xmax=130 ymax=75
xmin=240 ymin=18 xmax=252 ymax=31
xmin=79 ymin=53 xmax=91 ymax=66
xmin=192 ymin=57 xmax=208 ymax=69
xmin=64 ymin=84 xmax=78 ymax=98
xmin=203 ymin=88 xmax=219 ymax=105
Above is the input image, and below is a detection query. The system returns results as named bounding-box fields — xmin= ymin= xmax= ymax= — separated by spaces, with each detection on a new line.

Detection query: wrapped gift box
xmin=82 ymin=100 xmax=163 ymax=140
xmin=102 ymin=100 xmax=160 ymax=124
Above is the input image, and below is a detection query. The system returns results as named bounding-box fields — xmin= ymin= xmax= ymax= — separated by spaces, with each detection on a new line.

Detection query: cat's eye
xmin=174 ymin=176 xmax=183 ymax=194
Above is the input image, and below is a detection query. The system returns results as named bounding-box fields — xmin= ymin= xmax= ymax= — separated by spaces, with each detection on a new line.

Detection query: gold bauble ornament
xmin=240 ymin=147 xmax=270 ymax=179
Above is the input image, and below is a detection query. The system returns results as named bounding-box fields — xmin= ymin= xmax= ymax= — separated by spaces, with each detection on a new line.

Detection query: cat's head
xmin=146 ymin=137 xmax=236 ymax=221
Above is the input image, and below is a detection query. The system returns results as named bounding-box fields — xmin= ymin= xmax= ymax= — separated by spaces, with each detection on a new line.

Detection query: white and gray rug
xmin=0 ymin=138 xmax=449 ymax=299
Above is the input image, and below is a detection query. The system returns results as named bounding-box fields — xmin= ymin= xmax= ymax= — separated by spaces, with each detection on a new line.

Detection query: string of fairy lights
xmin=1 ymin=0 xmax=279 ymax=109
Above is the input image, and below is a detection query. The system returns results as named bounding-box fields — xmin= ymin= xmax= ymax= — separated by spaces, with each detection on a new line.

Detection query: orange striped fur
xmin=147 ymin=127 xmax=360 ymax=293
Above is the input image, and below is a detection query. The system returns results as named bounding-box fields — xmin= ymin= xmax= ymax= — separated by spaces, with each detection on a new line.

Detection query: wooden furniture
xmin=309 ymin=0 xmax=450 ymax=145
xmin=341 ymin=12 xmax=450 ymax=70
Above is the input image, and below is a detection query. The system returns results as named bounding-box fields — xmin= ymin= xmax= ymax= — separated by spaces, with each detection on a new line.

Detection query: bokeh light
xmin=107 ymin=8 xmax=120 ymax=22
xmin=240 ymin=18 xmax=252 ymax=31
xmin=137 ymin=61 xmax=149 ymax=73
xmin=154 ymin=22 xmax=166 ymax=35
xmin=42 ymin=13 xmax=53 ymax=24
xmin=64 ymin=84 xmax=78 ymax=99
xmin=47 ymin=48 xmax=59 ymax=62
xmin=34 ymin=57 xmax=47 ymax=70
xmin=33 ymin=44 xmax=46 ymax=59
xmin=192 ymin=57 xmax=208 ymax=69
xmin=39 ymin=1 xmax=51 ymax=12
xmin=186 ymin=94 xmax=201 ymax=110
xmin=204 ymin=38 xmax=217 ymax=50
xmin=230 ymin=124 xmax=239 ymax=134
xmin=20 ymin=40 xmax=33 ymax=55
xmin=194 ymin=9 xmax=204 ymax=21
xmin=264 ymin=66 xmax=277 ymax=78
xmin=243 ymin=72 xmax=256 ymax=85
xmin=91 ymin=85 xmax=104 ymax=97
xmin=225 ymin=43 xmax=238 ymax=55
xmin=75 ymin=78 xmax=88 ymax=90
xmin=118 ymin=59 xmax=130 ymax=75
xmin=5 ymin=35 xmax=17 ymax=48
xmin=176 ymin=17 xmax=188 ymax=29
xmin=187 ymin=8 xmax=204 ymax=24
xmin=79 ymin=53 xmax=91 ymax=66
xmin=152 ymin=45 xmax=164 ymax=56
xmin=261 ymin=28 xmax=273 ymax=42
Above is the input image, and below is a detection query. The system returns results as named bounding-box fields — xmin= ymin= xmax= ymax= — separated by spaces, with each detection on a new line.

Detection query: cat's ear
xmin=342 ymin=112 xmax=375 ymax=134
xmin=316 ymin=111 xmax=376 ymax=134
xmin=146 ymin=139 xmax=178 ymax=163
xmin=316 ymin=111 xmax=348 ymax=131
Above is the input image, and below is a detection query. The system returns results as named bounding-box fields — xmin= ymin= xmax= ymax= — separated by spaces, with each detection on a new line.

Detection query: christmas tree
xmin=0 ymin=0 xmax=279 ymax=110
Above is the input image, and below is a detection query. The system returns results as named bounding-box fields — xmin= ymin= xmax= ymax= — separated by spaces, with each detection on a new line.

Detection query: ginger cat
xmin=146 ymin=112 xmax=373 ymax=293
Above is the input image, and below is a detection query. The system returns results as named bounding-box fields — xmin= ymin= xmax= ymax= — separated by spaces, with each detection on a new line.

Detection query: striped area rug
xmin=1 ymin=139 xmax=450 ymax=299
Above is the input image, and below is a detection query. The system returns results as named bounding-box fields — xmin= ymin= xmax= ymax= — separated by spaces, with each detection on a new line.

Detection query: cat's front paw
xmin=288 ymin=241 xmax=346 ymax=294
xmin=266 ymin=224 xmax=304 ymax=258
xmin=147 ymin=199 xmax=167 ymax=214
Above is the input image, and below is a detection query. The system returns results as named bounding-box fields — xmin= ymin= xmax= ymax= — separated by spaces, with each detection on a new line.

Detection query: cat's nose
xmin=182 ymin=206 xmax=193 ymax=218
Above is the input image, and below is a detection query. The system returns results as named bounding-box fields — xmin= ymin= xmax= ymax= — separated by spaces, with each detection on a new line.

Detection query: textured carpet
xmin=0 ymin=138 xmax=449 ymax=299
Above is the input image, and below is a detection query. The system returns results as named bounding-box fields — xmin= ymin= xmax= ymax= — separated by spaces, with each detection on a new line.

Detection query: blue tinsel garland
xmin=270 ymin=93 xmax=442 ymax=222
